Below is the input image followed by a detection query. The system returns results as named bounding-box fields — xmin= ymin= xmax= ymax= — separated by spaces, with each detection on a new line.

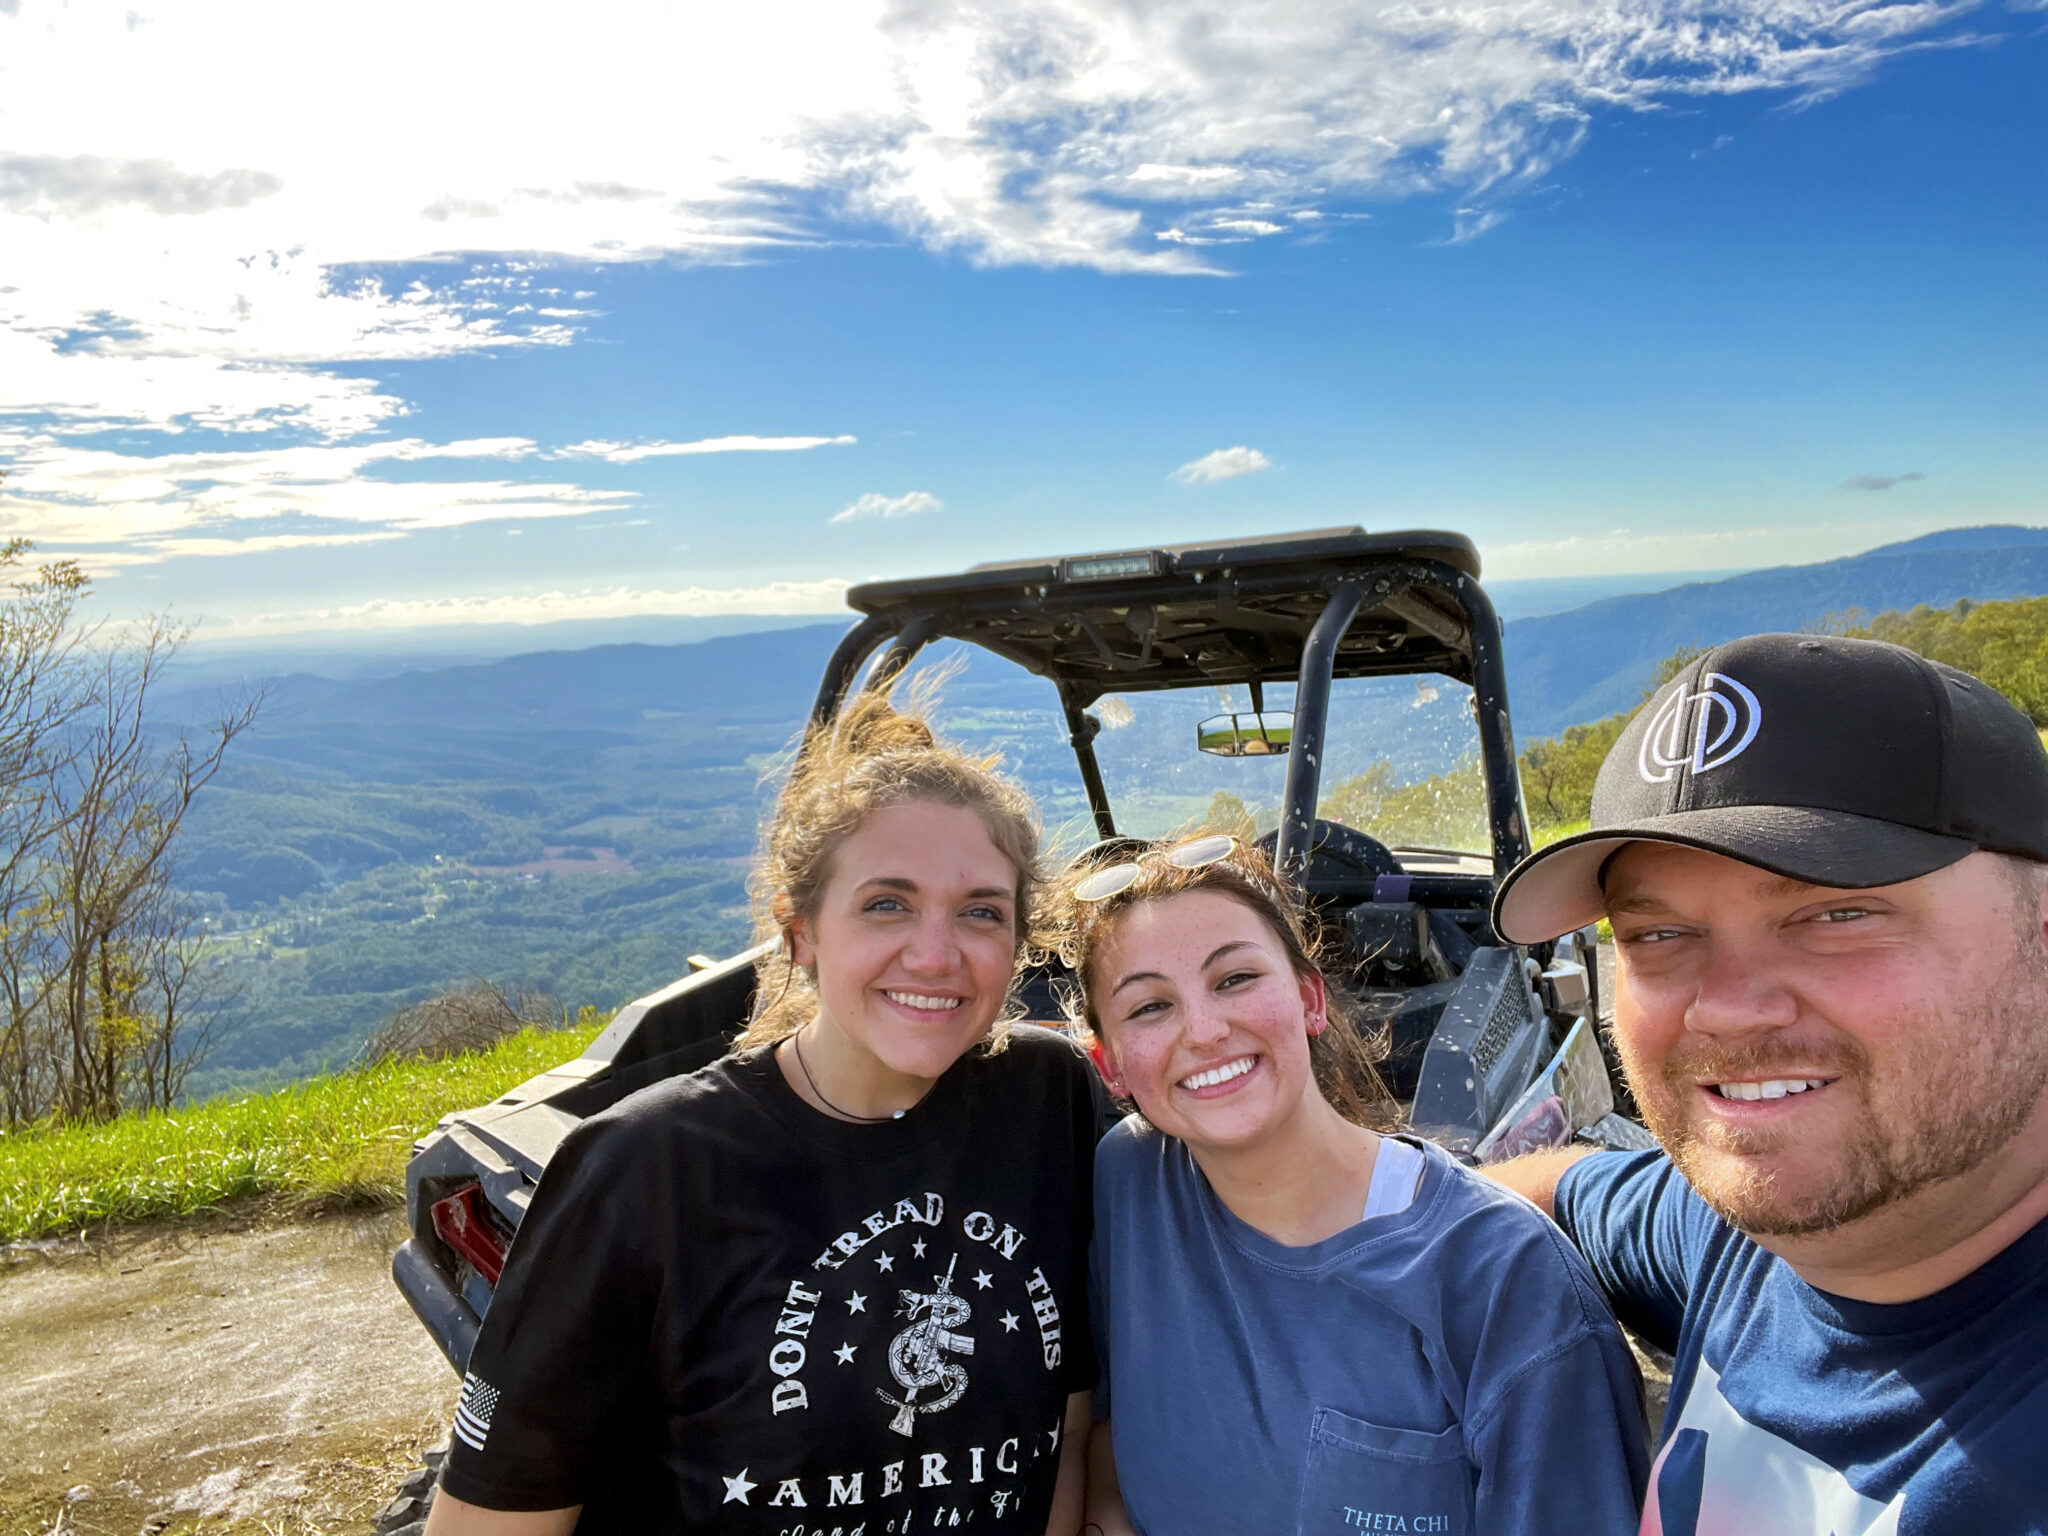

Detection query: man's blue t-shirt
xmin=1094 ymin=1121 xmax=1649 ymax=1536
xmin=1556 ymin=1151 xmax=2048 ymax=1534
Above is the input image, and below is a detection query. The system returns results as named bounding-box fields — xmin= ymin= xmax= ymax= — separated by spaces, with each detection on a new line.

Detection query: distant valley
xmin=169 ymin=525 xmax=2048 ymax=1095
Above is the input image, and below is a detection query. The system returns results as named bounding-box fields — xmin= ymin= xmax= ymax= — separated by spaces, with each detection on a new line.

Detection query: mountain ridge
xmin=176 ymin=525 xmax=2048 ymax=745
xmin=1501 ymin=526 xmax=2048 ymax=734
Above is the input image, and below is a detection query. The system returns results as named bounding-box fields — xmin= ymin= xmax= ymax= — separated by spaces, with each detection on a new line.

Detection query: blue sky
xmin=1 ymin=0 xmax=2041 ymax=646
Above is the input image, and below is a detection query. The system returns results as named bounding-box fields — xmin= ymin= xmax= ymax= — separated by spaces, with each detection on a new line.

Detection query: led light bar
xmin=1062 ymin=550 xmax=1160 ymax=582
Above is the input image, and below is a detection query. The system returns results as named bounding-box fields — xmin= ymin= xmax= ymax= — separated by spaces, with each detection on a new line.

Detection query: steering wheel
xmin=1255 ymin=820 xmax=1403 ymax=881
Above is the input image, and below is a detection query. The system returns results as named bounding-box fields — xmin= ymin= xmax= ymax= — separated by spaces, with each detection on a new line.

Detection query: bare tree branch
xmin=0 ymin=556 xmax=260 ymax=1124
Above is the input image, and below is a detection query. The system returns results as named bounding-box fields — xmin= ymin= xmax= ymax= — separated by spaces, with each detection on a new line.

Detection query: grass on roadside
xmin=0 ymin=1020 xmax=605 ymax=1243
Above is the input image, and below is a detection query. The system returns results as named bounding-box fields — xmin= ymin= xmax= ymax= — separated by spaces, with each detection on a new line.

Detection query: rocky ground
xmin=1 ymin=1209 xmax=457 ymax=1536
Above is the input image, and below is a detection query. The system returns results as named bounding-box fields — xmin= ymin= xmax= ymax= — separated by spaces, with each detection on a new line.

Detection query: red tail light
xmin=431 ymin=1183 xmax=508 ymax=1287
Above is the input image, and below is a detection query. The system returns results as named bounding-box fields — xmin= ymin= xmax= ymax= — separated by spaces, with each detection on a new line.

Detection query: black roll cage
xmin=808 ymin=530 xmax=1530 ymax=883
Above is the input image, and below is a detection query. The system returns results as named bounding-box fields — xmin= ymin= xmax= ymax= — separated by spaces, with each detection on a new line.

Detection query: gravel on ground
xmin=1 ymin=1209 xmax=457 ymax=1536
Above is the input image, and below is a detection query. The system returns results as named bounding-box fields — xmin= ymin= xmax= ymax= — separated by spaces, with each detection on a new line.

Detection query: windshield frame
xmin=811 ymin=555 xmax=1529 ymax=881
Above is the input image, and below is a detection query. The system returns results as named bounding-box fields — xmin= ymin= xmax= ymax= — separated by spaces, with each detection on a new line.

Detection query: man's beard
xmin=1619 ymin=937 xmax=2048 ymax=1238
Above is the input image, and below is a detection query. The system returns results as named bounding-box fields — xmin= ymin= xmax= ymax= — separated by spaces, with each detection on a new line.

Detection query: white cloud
xmin=806 ymin=0 xmax=1965 ymax=269
xmin=1446 ymin=207 xmax=1511 ymax=245
xmin=1839 ymin=470 xmax=1927 ymax=492
xmin=0 ymin=432 xmax=631 ymax=564
xmin=0 ymin=429 xmax=869 ymax=564
xmin=556 ymin=434 xmax=856 ymax=463
xmin=208 ymin=577 xmax=854 ymax=637
xmin=0 ymin=0 xmax=1970 ymax=432
xmin=127 ymin=530 xmax=408 ymax=562
xmin=0 ymin=0 xmax=1975 ymax=572
xmin=0 ymin=152 xmax=284 ymax=217
xmin=829 ymin=490 xmax=944 ymax=524
xmin=1170 ymin=447 xmax=1273 ymax=484
xmin=388 ymin=437 xmax=541 ymax=461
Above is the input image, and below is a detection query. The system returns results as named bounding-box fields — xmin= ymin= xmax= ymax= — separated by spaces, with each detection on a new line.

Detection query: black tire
xmin=374 ymin=1440 xmax=446 ymax=1536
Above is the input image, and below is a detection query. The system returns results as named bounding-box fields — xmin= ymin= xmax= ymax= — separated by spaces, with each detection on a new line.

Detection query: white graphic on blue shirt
xmin=1644 ymin=1361 xmax=1905 ymax=1536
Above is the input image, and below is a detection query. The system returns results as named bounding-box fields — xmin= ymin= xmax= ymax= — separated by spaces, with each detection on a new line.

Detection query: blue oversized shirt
xmin=1094 ymin=1121 xmax=1650 ymax=1536
xmin=1556 ymin=1150 xmax=2048 ymax=1534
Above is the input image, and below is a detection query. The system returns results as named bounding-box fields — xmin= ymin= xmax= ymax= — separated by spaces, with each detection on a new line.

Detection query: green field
xmin=0 ymin=1020 xmax=604 ymax=1242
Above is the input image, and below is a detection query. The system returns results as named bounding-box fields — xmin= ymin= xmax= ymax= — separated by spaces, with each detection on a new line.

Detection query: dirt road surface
xmin=1 ymin=1211 xmax=457 ymax=1536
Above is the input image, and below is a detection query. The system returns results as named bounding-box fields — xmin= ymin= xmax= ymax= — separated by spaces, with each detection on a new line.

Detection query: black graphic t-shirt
xmin=440 ymin=1026 xmax=1103 ymax=1534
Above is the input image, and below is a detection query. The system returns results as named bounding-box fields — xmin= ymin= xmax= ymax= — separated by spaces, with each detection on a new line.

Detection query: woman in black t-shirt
xmin=427 ymin=689 xmax=1102 ymax=1536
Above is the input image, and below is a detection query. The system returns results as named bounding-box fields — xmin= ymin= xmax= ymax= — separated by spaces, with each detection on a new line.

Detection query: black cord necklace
xmin=790 ymin=1029 xmax=916 ymax=1123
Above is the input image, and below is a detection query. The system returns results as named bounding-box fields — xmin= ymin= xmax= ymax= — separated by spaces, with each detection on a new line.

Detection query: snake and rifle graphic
xmin=877 ymin=1253 xmax=976 ymax=1436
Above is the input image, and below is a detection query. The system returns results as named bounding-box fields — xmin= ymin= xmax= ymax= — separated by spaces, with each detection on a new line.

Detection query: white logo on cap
xmin=1639 ymin=672 xmax=1763 ymax=783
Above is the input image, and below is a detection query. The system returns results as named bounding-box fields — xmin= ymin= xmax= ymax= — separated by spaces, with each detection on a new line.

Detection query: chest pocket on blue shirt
xmin=1296 ymin=1406 xmax=1473 ymax=1536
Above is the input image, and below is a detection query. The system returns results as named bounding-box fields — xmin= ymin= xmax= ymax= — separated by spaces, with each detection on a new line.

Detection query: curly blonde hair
xmin=738 ymin=680 xmax=1042 ymax=1049
xmin=1048 ymin=836 xmax=1397 ymax=1129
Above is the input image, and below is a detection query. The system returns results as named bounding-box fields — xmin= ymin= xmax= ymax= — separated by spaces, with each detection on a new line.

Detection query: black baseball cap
xmin=1494 ymin=632 xmax=2048 ymax=944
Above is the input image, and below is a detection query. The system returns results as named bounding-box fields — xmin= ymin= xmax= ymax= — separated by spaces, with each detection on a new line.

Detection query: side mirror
xmin=1197 ymin=711 xmax=1294 ymax=757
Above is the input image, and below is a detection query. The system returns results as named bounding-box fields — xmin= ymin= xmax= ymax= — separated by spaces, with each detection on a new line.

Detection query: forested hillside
xmin=1501 ymin=593 xmax=2048 ymax=833
xmin=1504 ymin=526 xmax=2048 ymax=733
xmin=166 ymin=628 xmax=1073 ymax=1094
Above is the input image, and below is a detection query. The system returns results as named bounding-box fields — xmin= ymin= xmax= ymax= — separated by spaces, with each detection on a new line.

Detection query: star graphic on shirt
xmin=847 ymin=1290 xmax=868 ymax=1314
xmin=722 ymin=1470 xmax=757 ymax=1505
xmin=875 ymin=1251 xmax=895 ymax=1272
xmin=974 ymin=1270 xmax=994 ymax=1290
xmin=834 ymin=1342 xmax=857 ymax=1365
xmin=911 ymin=1237 xmax=927 ymax=1257
xmin=1001 ymin=1311 xmax=1020 ymax=1332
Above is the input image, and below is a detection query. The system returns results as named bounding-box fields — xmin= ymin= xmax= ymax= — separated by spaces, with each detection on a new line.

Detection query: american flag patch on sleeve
xmin=453 ymin=1372 xmax=501 ymax=1452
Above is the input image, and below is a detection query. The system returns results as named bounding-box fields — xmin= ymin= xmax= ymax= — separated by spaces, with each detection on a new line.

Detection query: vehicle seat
xmin=1011 ymin=961 xmax=1076 ymax=1028
xmin=1341 ymin=898 xmax=1477 ymax=984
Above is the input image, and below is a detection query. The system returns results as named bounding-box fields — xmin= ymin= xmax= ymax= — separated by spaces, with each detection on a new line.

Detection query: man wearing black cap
xmin=1488 ymin=632 xmax=2048 ymax=1534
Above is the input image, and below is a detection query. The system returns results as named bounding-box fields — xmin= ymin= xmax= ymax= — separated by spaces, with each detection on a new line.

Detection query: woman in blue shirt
xmin=1055 ymin=836 xmax=1648 ymax=1536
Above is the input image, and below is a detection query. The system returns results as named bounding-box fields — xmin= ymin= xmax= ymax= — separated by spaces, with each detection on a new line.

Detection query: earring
xmin=1306 ymin=1014 xmax=1329 ymax=1036
xmin=1085 ymin=1038 xmax=1125 ymax=1096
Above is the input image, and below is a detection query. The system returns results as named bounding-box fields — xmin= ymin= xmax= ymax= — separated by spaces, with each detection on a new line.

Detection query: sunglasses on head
xmin=1071 ymin=834 xmax=1239 ymax=903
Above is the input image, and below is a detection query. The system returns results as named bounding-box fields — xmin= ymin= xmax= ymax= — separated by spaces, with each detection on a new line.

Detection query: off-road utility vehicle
xmin=393 ymin=526 xmax=1650 ymax=1375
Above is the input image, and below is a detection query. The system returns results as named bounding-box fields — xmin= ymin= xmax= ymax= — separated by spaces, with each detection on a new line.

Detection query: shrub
xmin=361 ymin=980 xmax=560 ymax=1065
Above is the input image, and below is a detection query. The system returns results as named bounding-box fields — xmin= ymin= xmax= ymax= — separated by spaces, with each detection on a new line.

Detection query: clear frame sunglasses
xmin=1071 ymin=833 xmax=1239 ymax=903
